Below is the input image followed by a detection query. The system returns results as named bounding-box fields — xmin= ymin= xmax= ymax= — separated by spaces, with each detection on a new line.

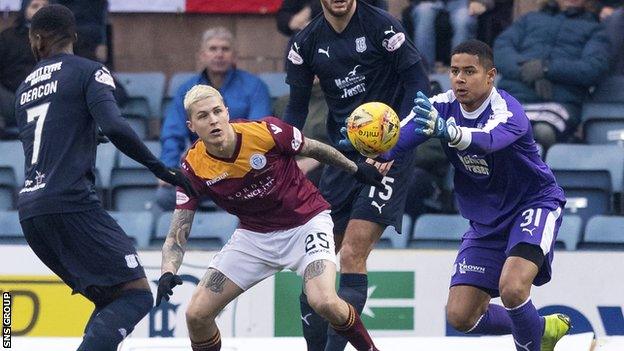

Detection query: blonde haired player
xmin=156 ymin=85 xmax=383 ymax=351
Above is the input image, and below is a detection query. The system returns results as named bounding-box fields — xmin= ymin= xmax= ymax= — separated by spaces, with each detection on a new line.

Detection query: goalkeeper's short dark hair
xmin=31 ymin=4 xmax=76 ymax=45
xmin=452 ymin=39 xmax=494 ymax=70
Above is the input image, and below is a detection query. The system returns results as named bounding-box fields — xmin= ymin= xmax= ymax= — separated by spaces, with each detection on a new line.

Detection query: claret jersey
xmin=176 ymin=117 xmax=330 ymax=232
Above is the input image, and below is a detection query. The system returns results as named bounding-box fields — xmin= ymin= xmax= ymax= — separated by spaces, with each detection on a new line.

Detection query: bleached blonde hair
xmin=183 ymin=84 xmax=224 ymax=117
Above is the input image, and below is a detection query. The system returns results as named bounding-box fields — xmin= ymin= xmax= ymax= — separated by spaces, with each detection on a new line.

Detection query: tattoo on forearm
xmin=161 ymin=209 xmax=195 ymax=273
xmin=300 ymin=139 xmax=357 ymax=173
xmin=304 ymin=260 xmax=326 ymax=283
xmin=200 ymin=269 xmax=227 ymax=293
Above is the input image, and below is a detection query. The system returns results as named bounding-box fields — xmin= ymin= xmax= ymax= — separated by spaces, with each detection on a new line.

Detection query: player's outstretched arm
xmin=300 ymin=138 xmax=384 ymax=188
xmin=156 ymin=209 xmax=196 ymax=306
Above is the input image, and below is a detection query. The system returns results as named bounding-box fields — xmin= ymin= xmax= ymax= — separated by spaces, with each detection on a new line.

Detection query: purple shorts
xmin=450 ymin=202 xmax=563 ymax=297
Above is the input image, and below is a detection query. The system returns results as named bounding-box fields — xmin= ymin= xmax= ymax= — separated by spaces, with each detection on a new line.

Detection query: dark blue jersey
xmin=15 ymin=54 xmax=117 ymax=218
xmin=285 ymin=1 xmax=422 ymax=145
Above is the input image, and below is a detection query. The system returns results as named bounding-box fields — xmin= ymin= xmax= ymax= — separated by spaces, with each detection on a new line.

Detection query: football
xmin=346 ymin=102 xmax=401 ymax=157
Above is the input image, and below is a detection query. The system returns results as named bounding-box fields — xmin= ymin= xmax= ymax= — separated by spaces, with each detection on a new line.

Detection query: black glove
xmin=534 ymin=78 xmax=553 ymax=100
xmin=520 ymin=59 xmax=545 ymax=84
xmin=155 ymin=272 xmax=183 ymax=306
xmin=354 ymin=162 xmax=384 ymax=188
xmin=152 ymin=165 xmax=199 ymax=198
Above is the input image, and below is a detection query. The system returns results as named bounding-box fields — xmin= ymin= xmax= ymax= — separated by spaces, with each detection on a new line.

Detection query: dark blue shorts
xmin=450 ymin=203 xmax=564 ymax=297
xmin=318 ymin=150 xmax=417 ymax=235
xmin=20 ymin=208 xmax=146 ymax=295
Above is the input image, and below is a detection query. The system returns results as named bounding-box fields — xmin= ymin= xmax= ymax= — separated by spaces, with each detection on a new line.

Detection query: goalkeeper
xmin=378 ymin=40 xmax=570 ymax=351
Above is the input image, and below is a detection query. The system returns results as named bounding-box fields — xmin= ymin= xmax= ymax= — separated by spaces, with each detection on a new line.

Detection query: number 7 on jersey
xmin=26 ymin=102 xmax=51 ymax=165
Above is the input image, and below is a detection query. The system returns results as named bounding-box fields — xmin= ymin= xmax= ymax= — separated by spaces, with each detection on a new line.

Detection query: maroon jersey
xmin=176 ymin=117 xmax=330 ymax=232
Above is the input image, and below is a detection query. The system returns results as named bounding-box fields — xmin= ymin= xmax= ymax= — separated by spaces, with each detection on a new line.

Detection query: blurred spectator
xmin=599 ymin=1 xmax=624 ymax=73
xmin=276 ymin=0 xmax=388 ymax=37
xmin=57 ymin=0 xmax=109 ymax=63
xmin=476 ymin=0 xmax=514 ymax=46
xmin=156 ymin=27 xmax=272 ymax=210
xmin=274 ymin=78 xmax=329 ymax=186
xmin=409 ymin=0 xmax=483 ymax=71
xmin=494 ymin=0 xmax=611 ymax=149
xmin=0 ymin=0 xmax=48 ymax=138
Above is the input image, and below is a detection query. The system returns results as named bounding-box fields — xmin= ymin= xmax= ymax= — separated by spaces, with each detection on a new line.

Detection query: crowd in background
xmin=1 ymin=0 xmax=623 ymax=220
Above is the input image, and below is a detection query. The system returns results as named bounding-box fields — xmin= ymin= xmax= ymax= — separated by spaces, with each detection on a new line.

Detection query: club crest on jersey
xmin=355 ymin=37 xmax=367 ymax=53
xmin=125 ymin=254 xmax=140 ymax=269
xmin=94 ymin=67 xmax=116 ymax=88
xmin=288 ymin=42 xmax=303 ymax=65
xmin=249 ymin=153 xmax=267 ymax=170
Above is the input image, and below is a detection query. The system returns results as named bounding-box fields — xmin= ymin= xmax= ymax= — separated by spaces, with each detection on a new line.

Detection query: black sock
xmin=77 ymin=289 xmax=153 ymax=351
xmin=300 ymin=290 xmax=329 ymax=351
xmin=325 ymin=274 xmax=368 ymax=351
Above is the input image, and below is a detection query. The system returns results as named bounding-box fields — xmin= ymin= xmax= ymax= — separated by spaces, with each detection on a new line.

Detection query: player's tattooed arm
xmin=161 ymin=209 xmax=195 ymax=274
xmin=300 ymin=138 xmax=358 ymax=174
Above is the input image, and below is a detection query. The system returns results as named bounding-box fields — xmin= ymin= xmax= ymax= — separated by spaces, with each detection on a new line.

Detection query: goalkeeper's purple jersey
xmin=386 ymin=88 xmax=565 ymax=238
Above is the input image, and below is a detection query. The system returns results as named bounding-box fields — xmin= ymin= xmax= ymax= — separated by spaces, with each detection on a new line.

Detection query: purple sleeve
xmin=452 ymin=91 xmax=529 ymax=155
xmin=379 ymin=111 xmax=429 ymax=161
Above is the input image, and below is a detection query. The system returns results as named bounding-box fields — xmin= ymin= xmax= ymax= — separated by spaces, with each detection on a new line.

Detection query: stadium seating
xmin=553 ymin=169 xmax=612 ymax=227
xmin=408 ymin=214 xmax=469 ymax=249
xmin=581 ymin=103 xmax=624 ymax=145
xmin=0 ymin=141 xmax=25 ymax=186
xmin=0 ymin=210 xmax=24 ymax=244
xmin=95 ymin=142 xmax=116 ymax=189
xmin=582 ymin=76 xmax=624 ymax=144
xmin=154 ymin=211 xmax=239 ymax=249
xmin=578 ymin=215 xmax=624 ymax=250
xmin=546 ymin=144 xmax=624 ymax=224
xmin=162 ymin=71 xmax=196 ymax=116
xmin=0 ymin=167 xmax=17 ymax=210
xmin=108 ymin=211 xmax=153 ymax=248
xmin=115 ymin=141 xmax=161 ymax=169
xmin=555 ymin=215 xmax=582 ymax=251
xmin=258 ymin=72 xmax=289 ymax=99
xmin=109 ymin=168 xmax=158 ymax=211
xmin=377 ymin=214 xmax=412 ymax=248
xmin=117 ymin=72 xmax=166 ymax=119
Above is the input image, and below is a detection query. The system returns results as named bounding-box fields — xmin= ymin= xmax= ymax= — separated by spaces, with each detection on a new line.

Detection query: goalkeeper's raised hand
xmin=412 ymin=91 xmax=461 ymax=144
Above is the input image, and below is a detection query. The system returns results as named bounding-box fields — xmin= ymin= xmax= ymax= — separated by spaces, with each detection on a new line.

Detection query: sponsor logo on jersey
xmin=288 ymin=42 xmax=303 ymax=65
xmin=458 ymin=153 xmax=490 ymax=176
xmin=335 ymin=65 xmax=367 ymax=98
xmin=317 ymin=46 xmax=330 ymax=58
xmin=382 ymin=32 xmax=406 ymax=52
xmin=206 ymin=172 xmax=229 ymax=186
xmin=292 ymin=128 xmax=302 ymax=151
xmin=20 ymin=171 xmax=46 ymax=194
xmin=176 ymin=191 xmax=190 ymax=205
xmin=355 ymin=37 xmax=367 ymax=53
xmin=250 ymin=153 xmax=267 ymax=170
xmin=25 ymin=62 xmax=63 ymax=86
xmin=95 ymin=67 xmax=116 ymax=88
xmin=455 ymin=258 xmax=486 ymax=275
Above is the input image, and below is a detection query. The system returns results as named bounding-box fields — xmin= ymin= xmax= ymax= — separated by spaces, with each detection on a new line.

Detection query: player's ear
xmin=186 ymin=119 xmax=195 ymax=133
xmin=487 ymin=67 xmax=497 ymax=85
